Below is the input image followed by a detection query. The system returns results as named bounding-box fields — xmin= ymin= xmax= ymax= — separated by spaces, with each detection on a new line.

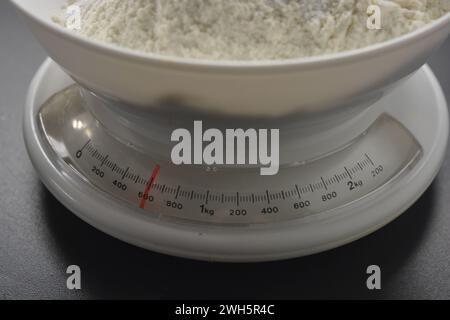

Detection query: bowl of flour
xmin=10 ymin=0 xmax=450 ymax=116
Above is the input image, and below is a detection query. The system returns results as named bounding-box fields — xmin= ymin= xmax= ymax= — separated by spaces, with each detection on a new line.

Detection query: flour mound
xmin=57 ymin=0 xmax=450 ymax=60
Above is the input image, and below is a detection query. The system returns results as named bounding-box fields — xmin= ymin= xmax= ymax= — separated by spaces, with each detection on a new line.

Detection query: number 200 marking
xmin=372 ymin=165 xmax=384 ymax=177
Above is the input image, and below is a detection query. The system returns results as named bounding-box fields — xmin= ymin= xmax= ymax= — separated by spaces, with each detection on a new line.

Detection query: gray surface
xmin=1 ymin=1 xmax=450 ymax=300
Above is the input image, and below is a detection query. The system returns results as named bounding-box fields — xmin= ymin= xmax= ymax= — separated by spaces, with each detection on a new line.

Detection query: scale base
xmin=24 ymin=60 xmax=449 ymax=262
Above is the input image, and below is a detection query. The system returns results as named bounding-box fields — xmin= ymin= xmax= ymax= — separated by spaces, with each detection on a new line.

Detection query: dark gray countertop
xmin=1 ymin=1 xmax=450 ymax=300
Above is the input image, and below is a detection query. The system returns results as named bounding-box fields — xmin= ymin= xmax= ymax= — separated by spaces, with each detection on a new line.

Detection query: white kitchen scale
xmin=24 ymin=59 xmax=448 ymax=262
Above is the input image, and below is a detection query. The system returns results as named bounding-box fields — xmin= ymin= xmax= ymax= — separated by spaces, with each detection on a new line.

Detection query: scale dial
xmin=39 ymin=86 xmax=422 ymax=226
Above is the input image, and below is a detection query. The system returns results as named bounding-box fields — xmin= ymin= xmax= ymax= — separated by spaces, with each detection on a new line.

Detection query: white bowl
xmin=11 ymin=0 xmax=450 ymax=116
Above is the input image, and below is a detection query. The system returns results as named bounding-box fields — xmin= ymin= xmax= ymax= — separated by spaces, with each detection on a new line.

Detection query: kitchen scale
xmin=24 ymin=59 xmax=448 ymax=262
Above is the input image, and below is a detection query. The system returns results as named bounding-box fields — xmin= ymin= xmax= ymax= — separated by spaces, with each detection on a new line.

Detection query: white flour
xmin=57 ymin=0 xmax=450 ymax=60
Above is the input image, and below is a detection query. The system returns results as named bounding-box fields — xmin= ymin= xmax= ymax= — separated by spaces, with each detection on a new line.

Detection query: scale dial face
xmin=38 ymin=86 xmax=422 ymax=226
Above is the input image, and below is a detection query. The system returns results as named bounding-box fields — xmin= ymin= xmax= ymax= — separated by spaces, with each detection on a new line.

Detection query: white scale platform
xmin=24 ymin=59 xmax=449 ymax=262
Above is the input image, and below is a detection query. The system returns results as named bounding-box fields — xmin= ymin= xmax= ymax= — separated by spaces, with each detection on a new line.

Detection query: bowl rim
xmin=10 ymin=0 xmax=450 ymax=71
